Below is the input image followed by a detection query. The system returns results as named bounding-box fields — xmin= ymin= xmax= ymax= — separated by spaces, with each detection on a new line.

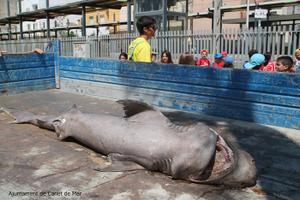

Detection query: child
xmin=221 ymin=51 xmax=228 ymax=58
xmin=197 ymin=49 xmax=210 ymax=67
xmin=244 ymin=53 xmax=265 ymax=70
xmin=243 ymin=49 xmax=258 ymax=69
xmin=223 ymin=56 xmax=234 ymax=68
xmin=275 ymin=56 xmax=295 ymax=73
xmin=178 ymin=53 xmax=195 ymax=65
xmin=119 ymin=52 xmax=128 ymax=61
xmin=212 ymin=53 xmax=224 ymax=68
xmin=160 ymin=50 xmax=173 ymax=64
xmin=128 ymin=16 xmax=157 ymax=62
xmin=260 ymin=52 xmax=276 ymax=72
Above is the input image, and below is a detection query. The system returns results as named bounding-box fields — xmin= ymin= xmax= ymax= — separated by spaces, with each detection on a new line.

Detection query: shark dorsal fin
xmin=117 ymin=100 xmax=169 ymax=123
xmin=117 ymin=100 xmax=155 ymax=118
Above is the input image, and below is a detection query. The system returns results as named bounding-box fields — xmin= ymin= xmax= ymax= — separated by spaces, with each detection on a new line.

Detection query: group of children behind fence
xmin=120 ymin=15 xmax=299 ymax=73
xmin=119 ymin=48 xmax=299 ymax=73
xmin=242 ymin=49 xmax=298 ymax=73
xmin=191 ymin=48 xmax=298 ymax=73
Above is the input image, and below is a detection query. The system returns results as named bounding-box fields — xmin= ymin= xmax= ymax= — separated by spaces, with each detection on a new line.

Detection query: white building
xmin=20 ymin=0 xmax=82 ymax=36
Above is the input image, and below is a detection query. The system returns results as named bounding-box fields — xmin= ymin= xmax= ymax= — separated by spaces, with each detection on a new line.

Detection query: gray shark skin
xmin=1 ymin=100 xmax=257 ymax=188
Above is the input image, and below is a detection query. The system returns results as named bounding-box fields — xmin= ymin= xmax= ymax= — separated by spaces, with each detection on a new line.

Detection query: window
xmin=89 ymin=16 xmax=94 ymax=25
xmin=98 ymin=15 xmax=105 ymax=23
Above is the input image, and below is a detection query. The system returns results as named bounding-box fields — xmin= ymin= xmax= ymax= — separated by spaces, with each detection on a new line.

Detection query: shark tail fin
xmin=0 ymin=107 xmax=37 ymax=124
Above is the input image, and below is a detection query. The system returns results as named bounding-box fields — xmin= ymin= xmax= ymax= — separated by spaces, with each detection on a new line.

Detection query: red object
xmin=212 ymin=61 xmax=224 ymax=68
xmin=221 ymin=51 xmax=228 ymax=57
xmin=197 ymin=58 xmax=210 ymax=66
xmin=200 ymin=49 xmax=209 ymax=53
xmin=260 ymin=61 xmax=276 ymax=72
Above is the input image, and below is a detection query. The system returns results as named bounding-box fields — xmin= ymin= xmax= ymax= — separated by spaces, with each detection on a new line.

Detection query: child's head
xmin=295 ymin=48 xmax=300 ymax=61
xmin=248 ymin=49 xmax=258 ymax=59
xmin=223 ymin=56 xmax=234 ymax=68
xmin=214 ymin=53 xmax=223 ymax=63
xmin=161 ymin=50 xmax=173 ymax=64
xmin=136 ymin=16 xmax=157 ymax=38
xmin=276 ymin=56 xmax=294 ymax=72
xmin=179 ymin=53 xmax=195 ymax=65
xmin=119 ymin=52 xmax=128 ymax=60
xmin=221 ymin=51 xmax=228 ymax=58
xmin=244 ymin=53 xmax=265 ymax=70
xmin=200 ymin=49 xmax=208 ymax=58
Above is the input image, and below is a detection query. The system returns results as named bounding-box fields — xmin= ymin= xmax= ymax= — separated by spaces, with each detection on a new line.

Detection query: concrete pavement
xmin=0 ymin=90 xmax=299 ymax=200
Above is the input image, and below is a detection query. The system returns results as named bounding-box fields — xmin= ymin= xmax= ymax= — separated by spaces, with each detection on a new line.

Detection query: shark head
xmin=52 ymin=104 xmax=81 ymax=140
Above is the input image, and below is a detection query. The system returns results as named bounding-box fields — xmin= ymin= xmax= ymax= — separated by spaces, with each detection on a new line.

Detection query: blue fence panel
xmin=0 ymin=53 xmax=55 ymax=95
xmin=59 ymin=57 xmax=300 ymax=129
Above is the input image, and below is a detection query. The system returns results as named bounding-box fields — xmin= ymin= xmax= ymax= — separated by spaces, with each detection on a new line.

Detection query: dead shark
xmin=1 ymin=100 xmax=257 ymax=187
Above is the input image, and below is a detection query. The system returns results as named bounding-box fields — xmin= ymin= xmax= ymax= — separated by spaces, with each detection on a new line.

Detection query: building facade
xmin=86 ymin=9 xmax=121 ymax=35
xmin=190 ymin=0 xmax=300 ymax=31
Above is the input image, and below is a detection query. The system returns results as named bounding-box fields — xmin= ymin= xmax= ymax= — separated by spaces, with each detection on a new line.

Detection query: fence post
xmin=53 ymin=39 xmax=61 ymax=89
xmin=213 ymin=0 xmax=222 ymax=55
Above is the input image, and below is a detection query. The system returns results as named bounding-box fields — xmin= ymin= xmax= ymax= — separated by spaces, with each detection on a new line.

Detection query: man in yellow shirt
xmin=128 ymin=16 xmax=157 ymax=63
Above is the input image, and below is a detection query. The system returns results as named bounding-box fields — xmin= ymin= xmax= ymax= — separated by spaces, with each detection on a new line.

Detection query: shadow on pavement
xmin=163 ymin=110 xmax=300 ymax=200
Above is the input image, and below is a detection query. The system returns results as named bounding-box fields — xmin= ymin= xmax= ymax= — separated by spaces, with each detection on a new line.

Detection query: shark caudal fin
xmin=0 ymin=107 xmax=38 ymax=124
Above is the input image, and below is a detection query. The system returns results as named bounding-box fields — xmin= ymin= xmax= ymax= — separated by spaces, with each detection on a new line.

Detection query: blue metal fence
xmin=0 ymin=53 xmax=55 ymax=95
xmin=58 ymin=56 xmax=300 ymax=129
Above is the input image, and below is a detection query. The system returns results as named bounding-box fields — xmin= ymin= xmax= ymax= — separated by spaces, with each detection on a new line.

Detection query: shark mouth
xmin=190 ymin=130 xmax=235 ymax=183
xmin=208 ymin=134 xmax=235 ymax=181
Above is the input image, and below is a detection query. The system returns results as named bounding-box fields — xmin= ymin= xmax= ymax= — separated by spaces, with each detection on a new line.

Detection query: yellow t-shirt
xmin=128 ymin=37 xmax=151 ymax=63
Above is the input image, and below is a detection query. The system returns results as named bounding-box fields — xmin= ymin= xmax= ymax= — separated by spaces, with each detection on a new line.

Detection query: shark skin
xmin=1 ymin=100 xmax=257 ymax=188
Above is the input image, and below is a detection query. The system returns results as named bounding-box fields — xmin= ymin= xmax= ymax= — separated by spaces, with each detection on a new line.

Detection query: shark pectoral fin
xmin=94 ymin=160 xmax=145 ymax=172
xmin=94 ymin=153 xmax=146 ymax=172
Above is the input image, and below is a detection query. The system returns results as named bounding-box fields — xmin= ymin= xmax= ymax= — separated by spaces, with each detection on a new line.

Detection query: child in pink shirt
xmin=212 ymin=53 xmax=224 ymax=68
xmin=260 ymin=53 xmax=276 ymax=72
xmin=197 ymin=49 xmax=210 ymax=67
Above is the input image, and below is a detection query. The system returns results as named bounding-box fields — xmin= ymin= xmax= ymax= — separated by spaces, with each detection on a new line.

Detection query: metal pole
xmin=82 ymin=5 xmax=86 ymax=37
xmin=20 ymin=16 xmax=23 ymax=39
xmin=255 ymin=1 xmax=260 ymax=50
xmin=6 ymin=0 xmax=10 ymax=16
xmin=46 ymin=0 xmax=50 ymax=38
xmin=8 ymin=22 xmax=12 ymax=40
xmin=18 ymin=0 xmax=23 ymax=39
xmin=162 ymin=0 xmax=168 ymax=31
xmin=7 ymin=0 xmax=11 ymax=40
xmin=133 ymin=0 xmax=137 ymax=33
xmin=185 ymin=0 xmax=188 ymax=30
xmin=127 ymin=0 xmax=131 ymax=33
xmin=213 ymin=0 xmax=222 ymax=55
xmin=246 ymin=0 xmax=250 ymax=30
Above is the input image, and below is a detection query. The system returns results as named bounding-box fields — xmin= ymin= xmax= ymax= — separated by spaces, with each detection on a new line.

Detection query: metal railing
xmin=0 ymin=38 xmax=53 ymax=54
xmin=1 ymin=26 xmax=299 ymax=67
xmin=60 ymin=26 xmax=300 ymax=67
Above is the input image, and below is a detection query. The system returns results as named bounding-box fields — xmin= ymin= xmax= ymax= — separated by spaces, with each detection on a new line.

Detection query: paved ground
xmin=0 ymin=89 xmax=299 ymax=200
